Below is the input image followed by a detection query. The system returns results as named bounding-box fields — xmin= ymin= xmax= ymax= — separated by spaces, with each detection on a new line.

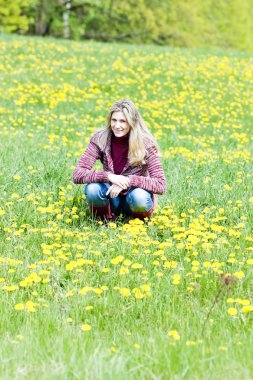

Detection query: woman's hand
xmin=106 ymin=184 xmax=123 ymax=198
xmin=107 ymin=173 xmax=130 ymax=189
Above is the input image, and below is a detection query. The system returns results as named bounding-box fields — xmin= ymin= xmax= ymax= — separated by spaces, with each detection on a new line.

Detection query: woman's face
xmin=110 ymin=111 xmax=130 ymax=137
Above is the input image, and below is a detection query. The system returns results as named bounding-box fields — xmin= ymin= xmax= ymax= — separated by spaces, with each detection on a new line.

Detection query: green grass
xmin=0 ymin=33 xmax=253 ymax=379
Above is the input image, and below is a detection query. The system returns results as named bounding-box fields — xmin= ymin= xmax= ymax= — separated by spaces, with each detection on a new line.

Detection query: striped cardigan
xmin=72 ymin=131 xmax=167 ymax=196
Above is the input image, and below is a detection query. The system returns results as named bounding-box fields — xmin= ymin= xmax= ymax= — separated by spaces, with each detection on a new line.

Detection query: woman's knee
xmin=84 ymin=183 xmax=109 ymax=206
xmin=127 ymin=188 xmax=153 ymax=212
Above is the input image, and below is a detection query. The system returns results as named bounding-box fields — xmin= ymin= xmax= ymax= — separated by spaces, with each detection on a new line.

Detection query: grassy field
xmin=0 ymin=33 xmax=253 ymax=379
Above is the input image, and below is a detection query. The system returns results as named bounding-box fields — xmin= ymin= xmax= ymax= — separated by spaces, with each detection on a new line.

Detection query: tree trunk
xmin=35 ymin=0 xmax=47 ymax=35
xmin=63 ymin=0 xmax=71 ymax=38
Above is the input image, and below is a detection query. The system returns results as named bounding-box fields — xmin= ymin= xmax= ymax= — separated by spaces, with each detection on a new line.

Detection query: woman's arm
xmin=128 ymin=146 xmax=167 ymax=194
xmin=72 ymin=134 xmax=109 ymax=184
xmin=72 ymin=133 xmax=131 ymax=188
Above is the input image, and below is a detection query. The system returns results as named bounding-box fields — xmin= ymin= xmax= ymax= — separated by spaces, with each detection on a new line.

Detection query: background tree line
xmin=0 ymin=0 xmax=252 ymax=50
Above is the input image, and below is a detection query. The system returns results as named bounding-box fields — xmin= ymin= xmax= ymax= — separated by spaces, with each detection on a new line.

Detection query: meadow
xmin=0 ymin=33 xmax=252 ymax=379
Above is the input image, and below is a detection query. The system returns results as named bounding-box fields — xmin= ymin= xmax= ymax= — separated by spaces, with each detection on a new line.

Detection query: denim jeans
xmin=84 ymin=182 xmax=153 ymax=219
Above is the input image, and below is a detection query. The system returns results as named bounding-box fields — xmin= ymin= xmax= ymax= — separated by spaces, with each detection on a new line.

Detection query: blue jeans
xmin=84 ymin=182 xmax=153 ymax=218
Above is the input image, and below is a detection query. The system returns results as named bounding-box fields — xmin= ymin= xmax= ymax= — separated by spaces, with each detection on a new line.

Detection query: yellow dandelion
xmin=119 ymin=266 xmax=129 ymax=275
xmin=119 ymin=288 xmax=131 ymax=297
xmin=168 ymin=330 xmax=180 ymax=340
xmin=14 ymin=303 xmax=25 ymax=311
xmin=2 ymin=285 xmax=19 ymax=292
xmin=240 ymin=299 xmax=250 ymax=306
xmin=241 ymin=305 xmax=253 ymax=313
xmin=85 ymin=306 xmax=93 ymax=311
xmin=233 ymin=271 xmax=245 ymax=279
xmin=81 ymin=323 xmax=91 ymax=331
xmin=227 ymin=307 xmax=237 ymax=316
xmin=131 ymin=263 xmax=143 ymax=269
xmin=111 ymin=255 xmax=124 ymax=265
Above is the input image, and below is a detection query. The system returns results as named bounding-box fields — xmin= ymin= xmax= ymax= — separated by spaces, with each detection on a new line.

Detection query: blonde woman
xmin=72 ymin=98 xmax=166 ymax=220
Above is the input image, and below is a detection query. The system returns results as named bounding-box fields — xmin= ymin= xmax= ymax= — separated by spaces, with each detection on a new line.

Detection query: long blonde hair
xmin=97 ymin=98 xmax=159 ymax=166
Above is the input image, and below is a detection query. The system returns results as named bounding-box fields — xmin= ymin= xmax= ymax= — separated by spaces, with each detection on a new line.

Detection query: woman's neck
xmin=112 ymin=131 xmax=130 ymax=144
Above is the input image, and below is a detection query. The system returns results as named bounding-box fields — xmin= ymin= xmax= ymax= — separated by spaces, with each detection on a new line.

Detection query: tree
xmin=0 ymin=0 xmax=35 ymax=32
xmin=1 ymin=0 xmax=252 ymax=51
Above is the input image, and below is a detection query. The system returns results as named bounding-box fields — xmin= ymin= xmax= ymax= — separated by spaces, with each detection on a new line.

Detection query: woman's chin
xmin=114 ymin=132 xmax=124 ymax=137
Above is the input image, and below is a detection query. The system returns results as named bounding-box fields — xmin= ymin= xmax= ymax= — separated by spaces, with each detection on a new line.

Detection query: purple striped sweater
xmin=72 ymin=131 xmax=167 ymax=197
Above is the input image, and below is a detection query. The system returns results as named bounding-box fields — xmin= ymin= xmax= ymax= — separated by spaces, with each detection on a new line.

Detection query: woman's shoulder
xmin=90 ymin=129 xmax=104 ymax=144
xmin=144 ymin=137 xmax=158 ymax=151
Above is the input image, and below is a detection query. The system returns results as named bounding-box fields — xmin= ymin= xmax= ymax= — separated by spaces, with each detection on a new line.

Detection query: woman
xmin=72 ymin=98 xmax=166 ymax=221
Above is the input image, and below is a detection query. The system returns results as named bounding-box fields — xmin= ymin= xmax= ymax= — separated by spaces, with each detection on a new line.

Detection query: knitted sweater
xmin=111 ymin=132 xmax=129 ymax=175
xmin=72 ymin=130 xmax=167 ymax=195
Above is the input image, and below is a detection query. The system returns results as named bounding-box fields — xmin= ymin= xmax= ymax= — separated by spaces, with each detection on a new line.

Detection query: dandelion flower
xmin=227 ymin=307 xmax=237 ymax=316
xmin=168 ymin=330 xmax=180 ymax=340
xmin=241 ymin=305 xmax=253 ymax=313
xmin=15 ymin=303 xmax=25 ymax=311
xmin=81 ymin=323 xmax=91 ymax=331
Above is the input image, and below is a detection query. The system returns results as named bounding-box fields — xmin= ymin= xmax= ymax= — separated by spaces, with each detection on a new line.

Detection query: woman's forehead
xmin=111 ymin=111 xmax=126 ymax=119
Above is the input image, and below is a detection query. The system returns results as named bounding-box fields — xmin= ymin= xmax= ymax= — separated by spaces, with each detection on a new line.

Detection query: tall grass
xmin=0 ymin=33 xmax=252 ymax=379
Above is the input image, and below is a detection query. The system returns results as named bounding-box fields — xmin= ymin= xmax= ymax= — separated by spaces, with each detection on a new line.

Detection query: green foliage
xmin=0 ymin=0 xmax=252 ymax=50
xmin=0 ymin=0 xmax=35 ymax=32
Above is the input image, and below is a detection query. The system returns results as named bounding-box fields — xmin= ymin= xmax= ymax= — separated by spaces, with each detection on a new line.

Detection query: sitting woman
xmin=72 ymin=98 xmax=167 ymax=221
